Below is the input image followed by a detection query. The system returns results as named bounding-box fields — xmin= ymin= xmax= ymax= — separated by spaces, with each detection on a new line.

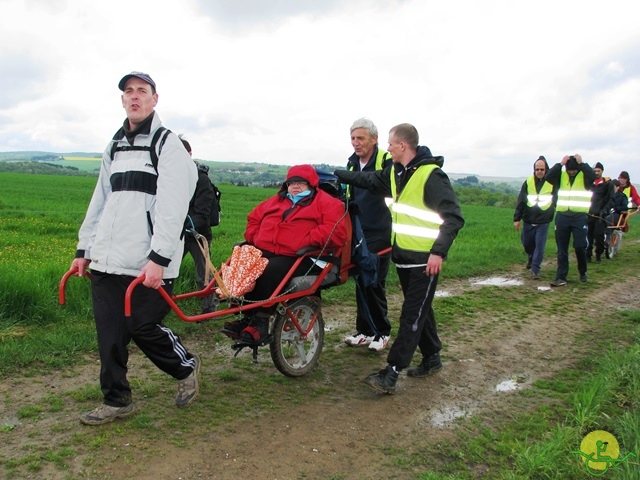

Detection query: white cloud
xmin=0 ymin=0 xmax=639 ymax=182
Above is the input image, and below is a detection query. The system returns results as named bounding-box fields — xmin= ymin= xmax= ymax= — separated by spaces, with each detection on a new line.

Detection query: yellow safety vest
xmin=526 ymin=176 xmax=554 ymax=210
xmin=346 ymin=148 xmax=389 ymax=199
xmin=622 ymin=186 xmax=634 ymax=209
xmin=556 ymin=171 xmax=592 ymax=213
xmin=389 ymin=164 xmax=443 ymax=251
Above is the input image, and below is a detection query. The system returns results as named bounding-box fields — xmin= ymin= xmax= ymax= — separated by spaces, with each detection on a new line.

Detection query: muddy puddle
xmin=495 ymin=379 xmax=520 ymax=392
xmin=429 ymin=404 xmax=475 ymax=428
xmin=495 ymin=374 xmax=529 ymax=392
xmin=437 ymin=276 xmax=525 ymax=297
xmin=471 ymin=277 xmax=523 ymax=287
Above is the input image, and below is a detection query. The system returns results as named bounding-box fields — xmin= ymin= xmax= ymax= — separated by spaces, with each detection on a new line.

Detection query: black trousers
xmin=586 ymin=215 xmax=606 ymax=259
xmin=244 ymin=251 xmax=318 ymax=315
xmin=554 ymin=213 xmax=588 ymax=280
xmin=386 ymin=266 xmax=441 ymax=370
xmin=91 ymin=271 xmax=196 ymax=407
xmin=183 ymin=237 xmax=217 ymax=312
xmin=355 ymin=237 xmax=391 ymax=337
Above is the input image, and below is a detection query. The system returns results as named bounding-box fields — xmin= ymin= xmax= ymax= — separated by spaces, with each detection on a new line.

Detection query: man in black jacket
xmin=586 ymin=162 xmax=614 ymax=263
xmin=545 ymin=154 xmax=596 ymax=286
xmin=343 ymin=118 xmax=393 ymax=352
xmin=335 ymin=123 xmax=464 ymax=394
xmin=513 ymin=156 xmax=556 ymax=280
xmin=181 ymin=137 xmax=217 ymax=314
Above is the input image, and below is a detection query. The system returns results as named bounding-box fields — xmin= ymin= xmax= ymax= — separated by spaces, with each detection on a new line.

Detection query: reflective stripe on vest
xmin=556 ymin=171 xmax=592 ymax=212
xmin=526 ymin=176 xmax=554 ymax=209
xmin=389 ymin=164 xmax=443 ymax=251
xmin=623 ymin=186 xmax=633 ymax=209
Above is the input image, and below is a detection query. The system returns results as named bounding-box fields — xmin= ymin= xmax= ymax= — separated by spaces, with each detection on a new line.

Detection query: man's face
xmin=567 ymin=169 xmax=578 ymax=178
xmin=594 ymin=168 xmax=603 ymax=179
xmin=350 ymin=128 xmax=377 ymax=161
xmin=619 ymin=176 xmax=628 ymax=187
xmin=534 ymin=160 xmax=546 ymax=179
xmin=387 ymin=133 xmax=404 ymax=164
xmin=121 ymin=78 xmax=158 ymax=128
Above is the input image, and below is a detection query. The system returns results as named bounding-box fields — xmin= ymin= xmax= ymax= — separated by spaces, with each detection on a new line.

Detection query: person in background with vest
xmin=343 ymin=118 xmax=393 ymax=352
xmin=335 ymin=123 xmax=464 ymax=394
xmin=70 ymin=72 xmax=201 ymax=425
xmin=180 ymin=136 xmax=217 ymax=314
xmin=617 ymin=171 xmax=640 ymax=209
xmin=545 ymin=154 xmax=595 ymax=287
xmin=513 ymin=156 xmax=556 ymax=280
xmin=586 ymin=162 xmax=614 ymax=264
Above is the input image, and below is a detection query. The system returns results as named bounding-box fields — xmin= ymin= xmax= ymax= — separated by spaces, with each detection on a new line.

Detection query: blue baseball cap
xmin=118 ymin=71 xmax=156 ymax=91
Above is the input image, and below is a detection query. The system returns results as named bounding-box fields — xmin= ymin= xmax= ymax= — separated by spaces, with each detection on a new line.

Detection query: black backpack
xmin=196 ymin=163 xmax=222 ymax=227
xmin=211 ymin=182 xmax=222 ymax=226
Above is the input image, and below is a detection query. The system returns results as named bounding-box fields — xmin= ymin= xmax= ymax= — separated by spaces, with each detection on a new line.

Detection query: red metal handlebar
xmin=58 ymin=268 xmax=91 ymax=305
xmin=124 ymin=275 xmax=147 ymax=317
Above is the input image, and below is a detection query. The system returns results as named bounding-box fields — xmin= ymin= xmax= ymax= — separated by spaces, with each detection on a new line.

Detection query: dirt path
xmin=2 ymin=255 xmax=640 ymax=480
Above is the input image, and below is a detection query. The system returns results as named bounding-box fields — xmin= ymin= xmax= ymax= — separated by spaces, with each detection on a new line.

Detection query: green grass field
xmin=1 ymin=171 xmax=637 ymax=372
xmin=2 ymin=171 xmax=640 ymax=479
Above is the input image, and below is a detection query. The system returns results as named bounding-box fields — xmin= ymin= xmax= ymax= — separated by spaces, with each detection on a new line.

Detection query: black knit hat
xmin=594 ymin=162 xmax=604 ymax=170
xmin=566 ymin=157 xmax=579 ymax=170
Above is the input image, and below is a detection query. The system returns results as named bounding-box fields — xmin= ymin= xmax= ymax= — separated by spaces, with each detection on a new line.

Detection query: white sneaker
xmin=368 ymin=335 xmax=390 ymax=352
xmin=344 ymin=333 xmax=374 ymax=347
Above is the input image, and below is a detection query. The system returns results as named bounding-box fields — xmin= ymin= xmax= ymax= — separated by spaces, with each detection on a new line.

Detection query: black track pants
xmin=386 ymin=266 xmax=441 ymax=370
xmin=91 ymin=271 xmax=196 ymax=407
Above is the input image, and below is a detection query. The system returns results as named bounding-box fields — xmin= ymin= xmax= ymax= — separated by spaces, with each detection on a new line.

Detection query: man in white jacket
xmin=71 ymin=72 xmax=200 ymax=425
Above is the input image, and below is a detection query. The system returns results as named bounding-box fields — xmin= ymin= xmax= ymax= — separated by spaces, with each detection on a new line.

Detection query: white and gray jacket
xmin=76 ymin=113 xmax=197 ymax=279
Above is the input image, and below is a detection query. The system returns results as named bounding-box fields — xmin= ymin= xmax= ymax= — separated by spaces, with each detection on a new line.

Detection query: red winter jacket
xmin=244 ymin=165 xmax=348 ymax=256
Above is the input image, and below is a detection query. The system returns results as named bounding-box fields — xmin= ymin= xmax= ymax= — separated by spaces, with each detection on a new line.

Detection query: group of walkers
xmin=513 ymin=155 xmax=639 ymax=286
xmin=70 ymin=72 xmax=464 ymax=426
xmin=70 ymin=70 xmax=637 ymax=427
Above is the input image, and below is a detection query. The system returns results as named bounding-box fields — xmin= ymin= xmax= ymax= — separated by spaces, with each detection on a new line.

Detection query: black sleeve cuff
xmin=148 ymin=250 xmax=171 ymax=267
xmin=75 ymin=249 xmax=86 ymax=259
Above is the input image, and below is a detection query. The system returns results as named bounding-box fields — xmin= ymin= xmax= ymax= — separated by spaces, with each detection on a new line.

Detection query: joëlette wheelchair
xmin=604 ymin=207 xmax=638 ymax=259
xmin=60 ymin=216 xmax=390 ymax=378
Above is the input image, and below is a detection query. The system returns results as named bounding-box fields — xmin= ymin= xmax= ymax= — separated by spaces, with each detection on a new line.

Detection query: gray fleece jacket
xmin=76 ymin=113 xmax=197 ymax=278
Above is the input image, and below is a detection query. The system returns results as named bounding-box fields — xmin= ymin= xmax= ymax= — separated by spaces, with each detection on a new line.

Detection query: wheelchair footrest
xmin=231 ymin=335 xmax=273 ymax=363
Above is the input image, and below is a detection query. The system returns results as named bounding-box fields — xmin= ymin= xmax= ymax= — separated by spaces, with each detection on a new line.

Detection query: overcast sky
xmin=1 ymin=0 xmax=639 ymax=180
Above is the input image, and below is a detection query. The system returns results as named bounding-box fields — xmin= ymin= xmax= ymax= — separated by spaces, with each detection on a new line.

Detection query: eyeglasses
xmin=286 ymin=181 xmax=308 ymax=187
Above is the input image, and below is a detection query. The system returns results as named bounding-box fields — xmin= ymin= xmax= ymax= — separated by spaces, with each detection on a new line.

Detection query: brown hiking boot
xmin=79 ymin=403 xmax=134 ymax=426
xmin=176 ymin=354 xmax=201 ymax=408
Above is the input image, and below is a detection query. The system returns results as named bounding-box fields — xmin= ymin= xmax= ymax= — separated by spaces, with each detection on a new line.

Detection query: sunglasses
xmin=286 ymin=181 xmax=308 ymax=187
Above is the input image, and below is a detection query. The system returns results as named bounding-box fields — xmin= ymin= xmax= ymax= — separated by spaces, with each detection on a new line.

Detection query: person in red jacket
xmin=223 ymin=164 xmax=348 ymax=346
xmin=618 ymin=171 xmax=640 ymax=208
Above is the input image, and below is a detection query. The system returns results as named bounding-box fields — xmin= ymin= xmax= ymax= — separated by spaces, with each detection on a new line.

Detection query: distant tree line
xmin=452 ymin=186 xmax=516 ymax=208
xmin=0 ymin=161 xmax=519 ymax=208
xmin=31 ymin=154 xmax=62 ymax=162
xmin=0 ymin=161 xmax=93 ymax=176
xmin=451 ymin=175 xmax=518 ymax=208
